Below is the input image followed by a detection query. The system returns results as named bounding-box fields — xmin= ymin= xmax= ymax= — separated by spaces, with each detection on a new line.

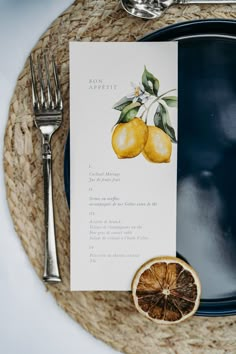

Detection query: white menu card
xmin=70 ymin=42 xmax=178 ymax=290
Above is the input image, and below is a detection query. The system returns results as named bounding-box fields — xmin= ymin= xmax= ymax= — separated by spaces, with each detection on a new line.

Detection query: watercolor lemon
xmin=142 ymin=126 xmax=172 ymax=163
xmin=132 ymin=256 xmax=201 ymax=324
xmin=112 ymin=118 xmax=148 ymax=159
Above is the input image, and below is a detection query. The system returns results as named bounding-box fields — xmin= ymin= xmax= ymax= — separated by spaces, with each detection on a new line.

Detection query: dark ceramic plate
xmin=64 ymin=20 xmax=236 ymax=316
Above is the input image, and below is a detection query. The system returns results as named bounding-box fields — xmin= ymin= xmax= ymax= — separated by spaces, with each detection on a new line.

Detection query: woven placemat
xmin=3 ymin=1 xmax=236 ymax=353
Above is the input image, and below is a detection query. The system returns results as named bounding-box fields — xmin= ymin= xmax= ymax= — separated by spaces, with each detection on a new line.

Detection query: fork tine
xmin=37 ymin=55 xmax=47 ymax=110
xmin=52 ymin=56 xmax=63 ymax=110
xmin=30 ymin=55 xmax=40 ymax=111
xmin=44 ymin=54 xmax=54 ymax=110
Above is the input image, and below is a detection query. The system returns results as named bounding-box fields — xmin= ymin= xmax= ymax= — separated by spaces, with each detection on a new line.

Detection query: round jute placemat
xmin=3 ymin=1 xmax=236 ymax=353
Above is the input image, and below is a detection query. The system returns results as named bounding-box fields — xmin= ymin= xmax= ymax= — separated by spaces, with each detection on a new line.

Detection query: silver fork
xmin=30 ymin=54 xmax=63 ymax=283
xmin=121 ymin=0 xmax=236 ymax=19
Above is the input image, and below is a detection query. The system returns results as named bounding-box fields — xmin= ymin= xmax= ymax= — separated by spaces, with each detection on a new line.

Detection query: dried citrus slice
xmin=132 ymin=256 xmax=201 ymax=324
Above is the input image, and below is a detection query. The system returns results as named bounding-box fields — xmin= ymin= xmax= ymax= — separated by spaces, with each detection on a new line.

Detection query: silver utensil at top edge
xmin=30 ymin=54 xmax=63 ymax=283
xmin=121 ymin=0 xmax=236 ymax=19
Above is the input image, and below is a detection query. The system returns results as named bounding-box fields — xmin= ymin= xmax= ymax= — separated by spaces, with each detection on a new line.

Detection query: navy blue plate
xmin=65 ymin=20 xmax=236 ymax=316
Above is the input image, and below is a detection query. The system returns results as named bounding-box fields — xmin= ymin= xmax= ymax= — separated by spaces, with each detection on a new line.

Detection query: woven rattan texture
xmin=3 ymin=1 xmax=236 ymax=353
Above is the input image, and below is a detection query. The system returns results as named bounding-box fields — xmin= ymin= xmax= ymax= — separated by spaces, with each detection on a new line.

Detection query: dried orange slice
xmin=132 ymin=256 xmax=201 ymax=324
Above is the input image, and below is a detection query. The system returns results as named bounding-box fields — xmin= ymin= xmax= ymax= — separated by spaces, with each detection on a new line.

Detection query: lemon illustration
xmin=142 ymin=126 xmax=172 ymax=163
xmin=112 ymin=118 xmax=148 ymax=159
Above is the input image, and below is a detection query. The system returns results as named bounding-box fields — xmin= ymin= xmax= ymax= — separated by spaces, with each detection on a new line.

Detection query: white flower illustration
xmin=126 ymin=82 xmax=149 ymax=104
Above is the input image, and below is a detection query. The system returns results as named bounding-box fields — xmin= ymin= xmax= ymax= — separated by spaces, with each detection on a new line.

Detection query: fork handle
xmin=42 ymin=140 xmax=61 ymax=283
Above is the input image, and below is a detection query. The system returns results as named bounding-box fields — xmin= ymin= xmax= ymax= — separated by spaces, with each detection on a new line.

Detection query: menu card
xmin=70 ymin=42 xmax=178 ymax=290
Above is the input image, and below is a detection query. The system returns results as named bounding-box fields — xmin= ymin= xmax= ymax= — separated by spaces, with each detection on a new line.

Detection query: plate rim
xmin=139 ymin=18 xmax=236 ymax=42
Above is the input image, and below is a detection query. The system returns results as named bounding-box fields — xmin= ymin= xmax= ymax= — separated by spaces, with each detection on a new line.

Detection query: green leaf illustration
xmin=142 ymin=66 xmax=159 ymax=96
xmin=154 ymin=101 xmax=177 ymax=143
xmin=116 ymin=101 xmax=141 ymax=125
xmin=162 ymin=96 xmax=177 ymax=107
xmin=113 ymin=96 xmax=133 ymax=111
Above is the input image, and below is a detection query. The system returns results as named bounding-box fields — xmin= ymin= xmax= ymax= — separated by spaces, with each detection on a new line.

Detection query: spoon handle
xmin=180 ymin=0 xmax=236 ymax=3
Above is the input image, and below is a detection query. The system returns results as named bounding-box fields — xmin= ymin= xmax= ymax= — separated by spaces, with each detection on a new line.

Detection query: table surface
xmin=0 ymin=1 xmax=118 ymax=353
